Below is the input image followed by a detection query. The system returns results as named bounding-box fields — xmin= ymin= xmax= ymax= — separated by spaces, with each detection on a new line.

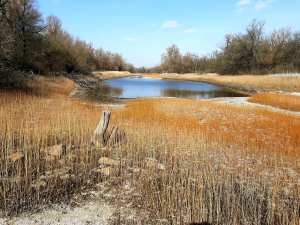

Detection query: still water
xmin=91 ymin=77 xmax=246 ymax=100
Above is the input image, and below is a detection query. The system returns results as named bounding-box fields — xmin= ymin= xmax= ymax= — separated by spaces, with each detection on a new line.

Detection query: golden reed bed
xmin=0 ymin=75 xmax=300 ymax=223
xmin=146 ymin=73 xmax=300 ymax=93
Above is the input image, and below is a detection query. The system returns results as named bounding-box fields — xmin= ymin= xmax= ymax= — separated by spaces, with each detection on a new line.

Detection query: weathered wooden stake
xmin=106 ymin=126 xmax=119 ymax=147
xmin=91 ymin=110 xmax=111 ymax=146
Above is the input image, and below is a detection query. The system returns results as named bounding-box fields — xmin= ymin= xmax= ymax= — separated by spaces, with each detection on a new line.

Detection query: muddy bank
xmin=68 ymin=85 xmax=128 ymax=105
xmin=67 ymin=72 xmax=135 ymax=104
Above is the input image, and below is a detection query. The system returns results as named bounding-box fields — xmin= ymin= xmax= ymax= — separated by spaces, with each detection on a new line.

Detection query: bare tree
xmin=289 ymin=32 xmax=300 ymax=70
xmin=269 ymin=27 xmax=291 ymax=66
xmin=244 ymin=19 xmax=265 ymax=73
xmin=0 ymin=0 xmax=45 ymax=87
xmin=0 ymin=0 xmax=45 ymax=56
xmin=161 ymin=44 xmax=183 ymax=73
xmin=216 ymin=19 xmax=266 ymax=74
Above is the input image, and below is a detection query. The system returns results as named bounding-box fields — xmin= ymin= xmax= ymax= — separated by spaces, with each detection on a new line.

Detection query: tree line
xmin=152 ymin=19 xmax=300 ymax=75
xmin=1 ymin=1 xmax=299 ymax=88
xmin=0 ymin=0 xmax=130 ymax=88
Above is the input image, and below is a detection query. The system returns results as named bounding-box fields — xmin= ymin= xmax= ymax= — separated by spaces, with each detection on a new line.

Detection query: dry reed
xmin=92 ymin=71 xmax=131 ymax=80
xmin=147 ymin=74 xmax=300 ymax=93
xmin=249 ymin=93 xmax=300 ymax=111
xmin=0 ymin=76 xmax=300 ymax=224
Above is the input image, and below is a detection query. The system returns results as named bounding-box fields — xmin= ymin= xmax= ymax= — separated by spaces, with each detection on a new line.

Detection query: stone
xmin=60 ymin=174 xmax=69 ymax=180
xmin=101 ymin=167 xmax=118 ymax=176
xmin=132 ymin=167 xmax=142 ymax=173
xmin=98 ymin=157 xmax=120 ymax=167
xmin=94 ymin=167 xmax=118 ymax=176
xmin=9 ymin=152 xmax=24 ymax=162
xmin=33 ymin=179 xmax=46 ymax=188
xmin=49 ymin=144 xmax=66 ymax=157
xmin=146 ymin=160 xmax=165 ymax=171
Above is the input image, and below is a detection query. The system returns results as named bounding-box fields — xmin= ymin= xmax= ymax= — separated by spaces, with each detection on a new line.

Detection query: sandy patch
xmin=206 ymin=96 xmax=300 ymax=116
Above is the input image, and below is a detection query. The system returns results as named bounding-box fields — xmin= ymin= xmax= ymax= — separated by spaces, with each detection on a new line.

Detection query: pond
xmin=83 ymin=77 xmax=246 ymax=102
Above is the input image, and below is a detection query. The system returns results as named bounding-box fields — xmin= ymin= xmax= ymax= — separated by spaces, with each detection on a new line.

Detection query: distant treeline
xmin=152 ymin=19 xmax=300 ymax=75
xmin=1 ymin=0 xmax=299 ymax=89
xmin=0 ymin=0 xmax=133 ymax=88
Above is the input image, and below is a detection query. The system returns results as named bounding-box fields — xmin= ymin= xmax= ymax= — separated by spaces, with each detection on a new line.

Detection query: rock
xmin=60 ymin=174 xmax=69 ymax=180
xmin=146 ymin=160 xmax=165 ymax=171
xmin=92 ymin=166 xmax=118 ymax=176
xmin=99 ymin=167 xmax=118 ymax=176
xmin=132 ymin=167 xmax=147 ymax=174
xmin=44 ymin=168 xmax=71 ymax=178
xmin=32 ymin=179 xmax=46 ymax=188
xmin=9 ymin=152 xmax=24 ymax=162
xmin=49 ymin=144 xmax=66 ymax=157
xmin=98 ymin=157 xmax=120 ymax=167
xmin=132 ymin=167 xmax=142 ymax=173
xmin=58 ymin=159 xmax=66 ymax=165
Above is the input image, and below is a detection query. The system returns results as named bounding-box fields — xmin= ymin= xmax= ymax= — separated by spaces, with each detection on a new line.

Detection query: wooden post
xmin=91 ymin=110 xmax=111 ymax=147
xmin=106 ymin=126 xmax=119 ymax=147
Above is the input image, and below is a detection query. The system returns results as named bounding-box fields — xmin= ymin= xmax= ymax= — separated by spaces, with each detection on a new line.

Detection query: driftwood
xmin=91 ymin=110 xmax=120 ymax=148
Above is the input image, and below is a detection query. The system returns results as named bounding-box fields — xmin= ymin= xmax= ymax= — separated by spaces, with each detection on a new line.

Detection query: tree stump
xmin=106 ymin=126 xmax=119 ymax=147
xmin=91 ymin=110 xmax=111 ymax=147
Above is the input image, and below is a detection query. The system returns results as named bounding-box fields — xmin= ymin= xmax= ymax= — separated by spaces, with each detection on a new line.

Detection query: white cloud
xmin=126 ymin=38 xmax=140 ymax=42
xmin=254 ymin=0 xmax=276 ymax=9
xmin=161 ymin=21 xmax=182 ymax=28
xmin=237 ymin=0 xmax=251 ymax=5
xmin=237 ymin=7 xmax=245 ymax=12
xmin=183 ymin=29 xmax=197 ymax=34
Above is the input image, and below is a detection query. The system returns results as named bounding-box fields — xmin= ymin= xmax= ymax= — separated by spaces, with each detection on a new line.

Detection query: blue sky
xmin=38 ymin=0 xmax=300 ymax=68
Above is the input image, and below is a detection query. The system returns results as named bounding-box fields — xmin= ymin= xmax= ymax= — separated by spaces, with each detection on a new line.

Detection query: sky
xmin=38 ymin=0 xmax=300 ymax=68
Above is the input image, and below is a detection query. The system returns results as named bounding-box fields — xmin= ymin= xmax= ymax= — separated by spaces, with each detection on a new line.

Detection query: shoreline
xmin=67 ymin=73 xmax=300 ymax=117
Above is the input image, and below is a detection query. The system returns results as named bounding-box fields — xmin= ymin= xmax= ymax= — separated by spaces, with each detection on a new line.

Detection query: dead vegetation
xmin=92 ymin=71 xmax=132 ymax=80
xmin=1 ymin=76 xmax=300 ymax=224
xmin=146 ymin=73 xmax=300 ymax=93
xmin=249 ymin=92 xmax=300 ymax=111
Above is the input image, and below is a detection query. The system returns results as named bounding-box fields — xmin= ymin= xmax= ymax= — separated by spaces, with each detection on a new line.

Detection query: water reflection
xmin=91 ymin=77 xmax=246 ymax=100
xmin=79 ymin=84 xmax=124 ymax=103
xmin=162 ymin=89 xmax=245 ymax=99
xmin=97 ymin=85 xmax=123 ymax=97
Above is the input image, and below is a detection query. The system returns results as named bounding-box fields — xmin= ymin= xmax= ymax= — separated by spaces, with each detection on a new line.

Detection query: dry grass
xmin=249 ymin=93 xmax=300 ymax=111
xmin=92 ymin=71 xmax=131 ymax=80
xmin=147 ymin=74 xmax=300 ymax=93
xmin=0 ymin=76 xmax=106 ymax=214
xmin=1 ymin=76 xmax=300 ymax=224
xmin=112 ymin=98 xmax=300 ymax=224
